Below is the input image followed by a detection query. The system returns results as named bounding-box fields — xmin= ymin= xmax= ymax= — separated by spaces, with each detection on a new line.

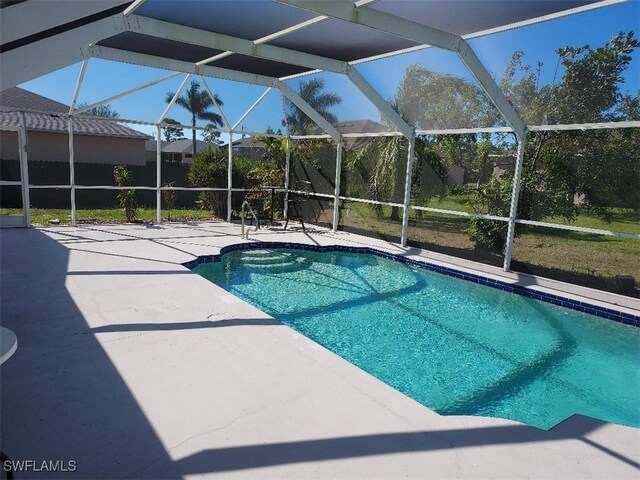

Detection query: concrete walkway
xmin=1 ymin=222 xmax=638 ymax=479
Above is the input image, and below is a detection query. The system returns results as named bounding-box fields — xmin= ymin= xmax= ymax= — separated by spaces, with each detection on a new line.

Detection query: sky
xmin=20 ymin=1 xmax=640 ymax=143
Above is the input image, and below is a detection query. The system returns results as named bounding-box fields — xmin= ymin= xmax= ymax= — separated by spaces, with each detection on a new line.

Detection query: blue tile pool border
xmin=183 ymin=241 xmax=640 ymax=328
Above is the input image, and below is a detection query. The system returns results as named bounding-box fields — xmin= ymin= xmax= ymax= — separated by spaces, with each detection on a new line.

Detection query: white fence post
xmin=68 ymin=118 xmax=76 ymax=226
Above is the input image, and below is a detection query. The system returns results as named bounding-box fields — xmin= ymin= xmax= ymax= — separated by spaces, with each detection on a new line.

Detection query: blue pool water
xmin=195 ymin=248 xmax=640 ymax=430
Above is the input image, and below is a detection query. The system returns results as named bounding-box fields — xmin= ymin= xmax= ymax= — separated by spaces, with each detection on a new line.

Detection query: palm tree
xmin=165 ymin=80 xmax=224 ymax=156
xmin=284 ymin=78 xmax=342 ymax=134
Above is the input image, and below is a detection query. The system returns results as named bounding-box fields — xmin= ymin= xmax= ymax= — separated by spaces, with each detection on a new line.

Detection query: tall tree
xmin=165 ymin=80 xmax=224 ymax=156
xmin=284 ymin=78 xmax=342 ymax=134
xmin=162 ymin=118 xmax=184 ymax=142
xmin=202 ymin=123 xmax=222 ymax=145
xmin=77 ymin=102 xmax=120 ymax=118
xmin=469 ymin=31 xmax=640 ymax=250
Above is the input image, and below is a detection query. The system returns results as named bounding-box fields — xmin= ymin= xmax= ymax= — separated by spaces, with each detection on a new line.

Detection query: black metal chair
xmin=243 ymin=185 xmax=270 ymax=227
xmin=284 ymin=181 xmax=312 ymax=232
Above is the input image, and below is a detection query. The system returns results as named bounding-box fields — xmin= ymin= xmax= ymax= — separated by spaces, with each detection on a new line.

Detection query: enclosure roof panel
xmin=369 ymin=0 xmax=601 ymax=37
xmin=0 ymin=0 xmax=616 ymax=90
xmin=207 ymin=53 xmax=311 ymax=78
xmin=134 ymin=0 xmax=318 ymax=42
xmin=97 ymin=32 xmax=226 ymax=64
xmin=267 ymin=18 xmax=419 ymax=62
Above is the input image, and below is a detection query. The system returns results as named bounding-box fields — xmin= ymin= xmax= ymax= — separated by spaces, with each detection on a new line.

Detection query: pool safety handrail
xmin=241 ymin=200 xmax=259 ymax=239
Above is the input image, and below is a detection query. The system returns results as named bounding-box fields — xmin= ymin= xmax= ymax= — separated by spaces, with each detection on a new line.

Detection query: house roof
xmin=334 ymin=119 xmax=389 ymax=151
xmin=161 ymin=138 xmax=210 ymax=154
xmin=145 ymin=139 xmax=169 ymax=151
xmin=232 ymin=137 xmax=267 ymax=149
xmin=0 ymin=87 xmax=150 ymax=139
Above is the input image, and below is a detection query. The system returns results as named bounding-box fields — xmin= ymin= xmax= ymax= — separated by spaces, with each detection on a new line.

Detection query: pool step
xmin=241 ymin=253 xmax=310 ymax=273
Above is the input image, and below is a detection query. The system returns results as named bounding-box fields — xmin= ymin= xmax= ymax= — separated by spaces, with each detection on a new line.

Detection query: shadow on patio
xmin=0 ymin=227 xmax=636 ymax=479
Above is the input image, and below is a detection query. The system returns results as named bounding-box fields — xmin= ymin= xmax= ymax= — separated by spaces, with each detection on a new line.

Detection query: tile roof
xmin=0 ymin=87 xmax=150 ymax=140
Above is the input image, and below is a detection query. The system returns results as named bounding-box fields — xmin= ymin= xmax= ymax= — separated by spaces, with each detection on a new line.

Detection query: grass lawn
xmin=4 ymin=201 xmax=638 ymax=295
xmin=317 ymin=201 xmax=640 ymax=295
xmin=0 ymin=208 xmax=218 ymax=225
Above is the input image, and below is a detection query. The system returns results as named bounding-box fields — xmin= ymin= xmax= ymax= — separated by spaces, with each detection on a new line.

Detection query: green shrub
xmin=113 ymin=165 xmax=137 ymax=222
xmin=188 ymin=147 xmax=251 ymax=217
xmin=163 ymin=181 xmax=177 ymax=220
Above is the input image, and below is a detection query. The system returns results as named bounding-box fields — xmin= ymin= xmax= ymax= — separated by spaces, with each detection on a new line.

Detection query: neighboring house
xmin=144 ymin=139 xmax=169 ymax=164
xmin=446 ymin=165 xmax=466 ymax=186
xmin=334 ymin=119 xmax=389 ymax=150
xmin=159 ymin=139 xmax=210 ymax=164
xmin=0 ymin=87 xmax=149 ymax=165
xmin=231 ymin=136 xmax=266 ymax=160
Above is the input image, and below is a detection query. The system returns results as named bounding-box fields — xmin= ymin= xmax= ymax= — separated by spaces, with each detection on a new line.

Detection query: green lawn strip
xmin=0 ymin=208 xmax=216 ymax=226
xmin=316 ymin=202 xmax=639 ymax=291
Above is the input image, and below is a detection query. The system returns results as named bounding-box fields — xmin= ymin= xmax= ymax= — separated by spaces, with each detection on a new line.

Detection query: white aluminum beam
xmin=85 ymin=45 xmax=280 ymax=88
xmin=0 ymin=15 xmax=123 ymax=91
xmin=279 ymin=1 xmax=525 ymax=136
xmin=75 ymin=72 xmax=181 ymax=116
xmin=278 ymin=82 xmax=341 ymax=142
xmin=199 ymin=75 xmax=232 ymax=131
xmin=69 ymin=59 xmax=89 ymax=115
xmin=123 ymin=0 xmax=148 ymax=16
xmin=126 ymin=14 xmax=348 ymax=75
xmin=159 ymin=74 xmax=192 ymax=122
xmin=456 ymin=42 xmax=525 ymax=137
xmin=277 ymin=1 xmax=460 ymax=50
xmin=347 ymin=66 xmax=413 ymax=139
xmin=233 ymin=88 xmax=273 ymax=130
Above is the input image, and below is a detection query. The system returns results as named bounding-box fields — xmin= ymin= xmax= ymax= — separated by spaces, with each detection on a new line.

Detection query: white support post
xmin=227 ymin=133 xmax=233 ymax=222
xmin=156 ymin=125 xmax=162 ymax=224
xmin=18 ymin=112 xmax=30 ymax=227
xmin=68 ymin=118 xmax=76 ymax=226
xmin=503 ymin=134 xmax=526 ymax=271
xmin=67 ymin=57 xmax=89 ymax=227
xmin=400 ymin=135 xmax=416 ymax=247
xmin=332 ymin=140 xmax=343 ymax=231
xmin=159 ymin=74 xmax=191 ymax=122
xmin=284 ymin=138 xmax=291 ymax=220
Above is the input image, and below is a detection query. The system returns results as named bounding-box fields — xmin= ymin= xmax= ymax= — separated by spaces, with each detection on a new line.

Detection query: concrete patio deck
xmin=1 ymin=221 xmax=638 ymax=479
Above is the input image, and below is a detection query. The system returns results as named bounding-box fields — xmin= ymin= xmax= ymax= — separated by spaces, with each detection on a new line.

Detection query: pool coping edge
xmin=182 ymin=241 xmax=640 ymax=328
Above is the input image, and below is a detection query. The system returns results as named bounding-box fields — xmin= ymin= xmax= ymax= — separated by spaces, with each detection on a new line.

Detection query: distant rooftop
xmin=161 ymin=138 xmax=210 ymax=154
xmin=0 ymin=87 xmax=150 ymax=140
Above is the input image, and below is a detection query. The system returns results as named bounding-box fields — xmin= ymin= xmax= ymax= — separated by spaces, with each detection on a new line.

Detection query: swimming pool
xmin=193 ymin=245 xmax=640 ymax=430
